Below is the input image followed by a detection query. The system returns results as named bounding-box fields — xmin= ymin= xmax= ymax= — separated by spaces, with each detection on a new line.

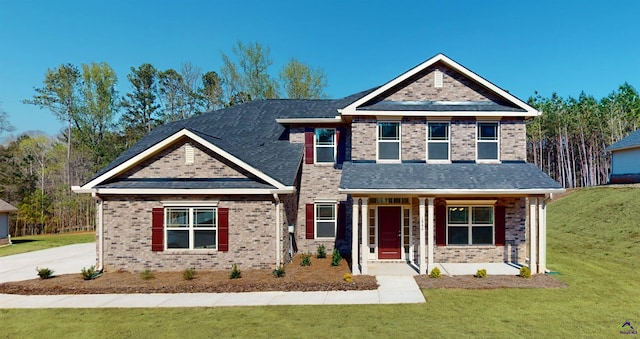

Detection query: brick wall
xmin=450 ymin=119 xmax=476 ymax=161
xmin=401 ymin=117 xmax=426 ymax=161
xmin=500 ymin=119 xmax=527 ymax=161
xmin=351 ymin=118 xmax=376 ymax=160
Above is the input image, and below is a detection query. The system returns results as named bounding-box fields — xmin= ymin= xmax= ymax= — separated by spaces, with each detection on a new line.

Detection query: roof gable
xmin=0 ymin=199 xmax=17 ymax=212
xmin=606 ymin=129 xmax=640 ymax=152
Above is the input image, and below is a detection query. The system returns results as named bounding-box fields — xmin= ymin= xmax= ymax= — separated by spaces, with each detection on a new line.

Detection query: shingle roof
xmin=605 ymin=129 xmax=640 ymax=152
xmin=0 ymin=199 xmax=17 ymax=212
xmin=339 ymin=162 xmax=563 ymax=191
xmin=358 ymin=100 xmax=525 ymax=112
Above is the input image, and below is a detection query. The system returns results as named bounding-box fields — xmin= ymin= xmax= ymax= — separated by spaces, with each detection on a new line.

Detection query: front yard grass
xmin=0 ymin=232 xmax=94 ymax=257
xmin=1 ymin=187 xmax=639 ymax=337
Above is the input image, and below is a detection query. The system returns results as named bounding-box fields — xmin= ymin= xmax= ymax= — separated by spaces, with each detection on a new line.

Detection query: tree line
xmin=0 ymin=41 xmax=328 ymax=236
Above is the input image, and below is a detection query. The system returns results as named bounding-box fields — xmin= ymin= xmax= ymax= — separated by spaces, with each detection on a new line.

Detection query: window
xmin=447 ymin=206 xmax=494 ymax=245
xmin=477 ymin=122 xmax=499 ymax=161
xmin=377 ymin=121 xmax=400 ymax=161
xmin=427 ymin=122 xmax=450 ymax=161
xmin=315 ymin=204 xmax=336 ymax=238
xmin=165 ymin=207 xmax=217 ymax=249
xmin=315 ymin=128 xmax=336 ymax=163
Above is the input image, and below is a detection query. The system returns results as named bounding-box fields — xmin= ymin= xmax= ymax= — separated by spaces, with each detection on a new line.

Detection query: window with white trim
xmin=315 ymin=204 xmax=336 ymax=238
xmin=477 ymin=122 xmax=499 ymax=161
xmin=427 ymin=122 xmax=450 ymax=161
xmin=165 ymin=207 xmax=217 ymax=249
xmin=315 ymin=128 xmax=336 ymax=163
xmin=447 ymin=206 xmax=494 ymax=245
xmin=377 ymin=121 xmax=400 ymax=161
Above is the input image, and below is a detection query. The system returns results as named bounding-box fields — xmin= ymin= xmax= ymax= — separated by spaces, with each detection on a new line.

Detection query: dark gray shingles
xmin=605 ymin=129 xmax=640 ymax=151
xmin=339 ymin=162 xmax=563 ymax=190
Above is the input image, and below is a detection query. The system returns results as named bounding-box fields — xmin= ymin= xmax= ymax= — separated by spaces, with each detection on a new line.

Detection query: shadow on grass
xmin=10 ymin=239 xmax=38 ymax=244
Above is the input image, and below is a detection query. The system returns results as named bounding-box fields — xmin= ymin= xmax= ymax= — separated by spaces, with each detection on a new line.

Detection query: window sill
xmin=476 ymin=160 xmax=501 ymax=164
xmin=163 ymin=249 xmax=218 ymax=255
xmin=441 ymin=245 xmax=496 ymax=249
xmin=426 ymin=160 xmax=451 ymax=164
xmin=314 ymin=162 xmax=336 ymax=166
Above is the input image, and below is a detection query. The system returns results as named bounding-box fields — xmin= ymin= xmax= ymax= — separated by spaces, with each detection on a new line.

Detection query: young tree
xmin=158 ymin=68 xmax=187 ymax=123
xmin=280 ymin=58 xmax=328 ymax=99
xmin=200 ymin=71 xmax=223 ymax=111
xmin=120 ymin=63 xmax=161 ymax=144
xmin=0 ymin=105 xmax=15 ymax=137
xmin=180 ymin=62 xmax=203 ymax=115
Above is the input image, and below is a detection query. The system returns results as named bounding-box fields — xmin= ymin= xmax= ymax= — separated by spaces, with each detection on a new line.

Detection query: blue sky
xmin=1 ymin=0 xmax=639 ymax=137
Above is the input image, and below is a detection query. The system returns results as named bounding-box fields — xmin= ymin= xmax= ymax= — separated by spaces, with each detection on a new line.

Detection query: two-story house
xmin=73 ymin=54 xmax=563 ymax=275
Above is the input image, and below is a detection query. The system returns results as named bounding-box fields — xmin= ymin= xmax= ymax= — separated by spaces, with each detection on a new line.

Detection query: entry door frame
xmin=371 ymin=205 xmax=411 ymax=260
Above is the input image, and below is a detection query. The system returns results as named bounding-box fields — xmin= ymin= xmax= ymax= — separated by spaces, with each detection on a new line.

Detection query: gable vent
xmin=434 ymin=70 xmax=443 ymax=88
xmin=185 ymin=144 xmax=195 ymax=165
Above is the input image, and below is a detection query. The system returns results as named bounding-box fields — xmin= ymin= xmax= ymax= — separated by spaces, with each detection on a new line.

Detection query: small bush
xmin=519 ymin=266 xmax=531 ymax=278
xmin=331 ymin=249 xmax=342 ymax=266
xmin=81 ymin=265 xmax=96 ymax=280
xmin=475 ymin=268 xmax=487 ymax=278
xmin=272 ymin=265 xmax=285 ymax=278
xmin=140 ymin=269 xmax=155 ymax=280
xmin=429 ymin=267 xmax=441 ymax=279
xmin=316 ymin=244 xmax=327 ymax=259
xmin=300 ymin=253 xmax=312 ymax=266
xmin=36 ymin=267 xmax=54 ymax=280
xmin=229 ymin=264 xmax=242 ymax=279
xmin=343 ymin=273 xmax=353 ymax=283
xmin=183 ymin=268 xmax=197 ymax=280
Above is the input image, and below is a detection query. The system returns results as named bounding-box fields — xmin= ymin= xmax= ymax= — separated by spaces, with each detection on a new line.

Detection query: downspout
xmin=273 ymin=194 xmax=281 ymax=267
xmin=92 ymin=193 xmax=104 ymax=272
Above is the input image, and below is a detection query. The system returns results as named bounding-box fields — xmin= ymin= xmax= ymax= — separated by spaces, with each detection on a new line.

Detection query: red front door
xmin=378 ymin=206 xmax=402 ymax=259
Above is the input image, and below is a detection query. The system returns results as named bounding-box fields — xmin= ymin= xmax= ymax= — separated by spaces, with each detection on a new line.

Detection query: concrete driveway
xmin=0 ymin=243 xmax=96 ymax=283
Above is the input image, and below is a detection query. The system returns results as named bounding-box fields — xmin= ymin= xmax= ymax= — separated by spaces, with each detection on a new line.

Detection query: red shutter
xmin=304 ymin=128 xmax=314 ymax=164
xmin=337 ymin=202 xmax=346 ymax=239
xmin=218 ymin=208 xmax=229 ymax=252
xmin=435 ymin=205 xmax=446 ymax=246
xmin=151 ymin=208 xmax=164 ymax=252
xmin=305 ymin=203 xmax=314 ymax=239
xmin=495 ymin=205 xmax=506 ymax=246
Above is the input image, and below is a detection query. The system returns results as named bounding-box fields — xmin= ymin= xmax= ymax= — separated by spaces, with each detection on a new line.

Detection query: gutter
xmin=338 ymin=188 xmax=566 ymax=195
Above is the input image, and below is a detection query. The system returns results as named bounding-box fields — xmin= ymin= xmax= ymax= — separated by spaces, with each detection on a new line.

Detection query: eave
xmin=72 ymin=187 xmax=297 ymax=195
xmin=337 ymin=188 xmax=566 ymax=195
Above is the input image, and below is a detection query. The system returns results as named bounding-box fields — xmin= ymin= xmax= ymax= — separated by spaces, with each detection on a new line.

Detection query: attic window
xmin=434 ymin=70 xmax=443 ymax=88
xmin=185 ymin=144 xmax=195 ymax=165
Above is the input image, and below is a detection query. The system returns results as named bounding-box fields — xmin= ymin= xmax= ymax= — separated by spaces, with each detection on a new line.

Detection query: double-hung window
xmin=377 ymin=121 xmax=400 ymax=161
xmin=166 ymin=207 xmax=217 ymax=249
xmin=427 ymin=122 xmax=450 ymax=161
xmin=447 ymin=206 xmax=494 ymax=245
xmin=315 ymin=204 xmax=336 ymax=238
xmin=315 ymin=128 xmax=336 ymax=163
xmin=477 ymin=122 xmax=499 ymax=161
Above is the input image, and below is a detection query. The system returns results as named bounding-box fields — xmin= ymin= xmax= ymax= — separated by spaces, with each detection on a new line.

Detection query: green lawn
xmin=0 ymin=232 xmax=95 ymax=257
xmin=1 ymin=187 xmax=639 ymax=337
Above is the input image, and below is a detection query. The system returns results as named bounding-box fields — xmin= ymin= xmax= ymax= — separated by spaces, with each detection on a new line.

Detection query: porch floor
xmin=363 ymin=262 xmax=523 ymax=276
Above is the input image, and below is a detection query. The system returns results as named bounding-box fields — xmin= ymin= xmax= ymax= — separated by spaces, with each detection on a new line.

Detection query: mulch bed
xmin=415 ymin=274 xmax=567 ymax=289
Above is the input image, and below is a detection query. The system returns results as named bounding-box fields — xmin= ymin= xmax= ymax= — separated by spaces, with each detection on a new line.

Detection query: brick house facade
xmin=74 ymin=54 xmax=563 ymax=275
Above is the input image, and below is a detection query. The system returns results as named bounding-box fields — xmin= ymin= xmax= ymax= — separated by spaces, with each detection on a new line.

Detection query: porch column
xmin=351 ymin=197 xmax=360 ymax=275
xmin=427 ymin=197 xmax=435 ymax=272
xmin=529 ymin=197 xmax=538 ymax=274
xmin=538 ymin=198 xmax=547 ymax=273
xmin=361 ymin=198 xmax=369 ymax=275
xmin=419 ymin=198 xmax=426 ymax=275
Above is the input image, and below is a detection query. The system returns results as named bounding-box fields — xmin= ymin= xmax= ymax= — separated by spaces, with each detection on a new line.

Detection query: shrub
xmin=300 ymin=253 xmax=312 ymax=266
xmin=475 ymin=268 xmax=487 ymax=278
xmin=272 ymin=264 xmax=285 ymax=278
xmin=36 ymin=267 xmax=54 ymax=280
xmin=343 ymin=273 xmax=353 ymax=283
xmin=429 ymin=267 xmax=441 ymax=279
xmin=331 ymin=249 xmax=342 ymax=266
xmin=316 ymin=244 xmax=327 ymax=259
xmin=81 ymin=265 xmax=96 ymax=280
xmin=183 ymin=268 xmax=197 ymax=280
xmin=140 ymin=269 xmax=155 ymax=280
xmin=519 ymin=266 xmax=531 ymax=278
xmin=229 ymin=264 xmax=242 ymax=279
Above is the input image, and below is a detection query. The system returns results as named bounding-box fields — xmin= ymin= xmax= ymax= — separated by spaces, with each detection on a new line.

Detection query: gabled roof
xmin=340 ymin=53 xmax=539 ymax=117
xmin=0 ymin=199 xmax=17 ymax=213
xmin=605 ymin=129 xmax=640 ymax=152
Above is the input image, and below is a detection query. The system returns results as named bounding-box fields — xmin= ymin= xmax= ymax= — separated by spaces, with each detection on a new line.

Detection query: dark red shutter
xmin=337 ymin=202 xmax=346 ymax=239
xmin=494 ymin=205 xmax=506 ymax=246
xmin=151 ymin=208 xmax=164 ymax=252
xmin=335 ymin=127 xmax=346 ymax=166
xmin=305 ymin=203 xmax=314 ymax=239
xmin=218 ymin=208 xmax=229 ymax=252
xmin=304 ymin=128 xmax=314 ymax=164
xmin=435 ymin=205 xmax=446 ymax=246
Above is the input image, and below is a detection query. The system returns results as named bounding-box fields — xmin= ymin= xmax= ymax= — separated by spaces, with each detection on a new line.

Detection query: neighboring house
xmin=0 ymin=199 xmax=17 ymax=245
xmin=605 ymin=129 xmax=640 ymax=184
xmin=73 ymin=54 xmax=563 ymax=275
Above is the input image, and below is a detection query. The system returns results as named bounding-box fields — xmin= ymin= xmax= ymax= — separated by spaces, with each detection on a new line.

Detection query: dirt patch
xmin=0 ymin=255 xmax=378 ymax=295
xmin=415 ymin=274 xmax=567 ymax=289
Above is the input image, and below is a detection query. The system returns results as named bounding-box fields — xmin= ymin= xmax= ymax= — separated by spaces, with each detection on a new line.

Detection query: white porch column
xmin=419 ymin=198 xmax=426 ymax=275
xmin=529 ymin=197 xmax=538 ymax=274
xmin=538 ymin=198 xmax=547 ymax=273
xmin=427 ymin=197 xmax=435 ymax=272
xmin=351 ymin=197 xmax=360 ymax=275
xmin=361 ymin=198 xmax=369 ymax=275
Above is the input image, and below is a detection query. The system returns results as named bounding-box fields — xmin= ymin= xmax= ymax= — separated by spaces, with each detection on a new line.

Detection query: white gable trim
xmin=342 ymin=110 xmax=535 ymax=117
xmin=275 ymin=117 xmax=343 ymax=124
xmin=72 ymin=187 xmax=296 ymax=195
xmin=77 ymin=129 xmax=287 ymax=190
xmin=340 ymin=53 xmax=539 ymax=116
